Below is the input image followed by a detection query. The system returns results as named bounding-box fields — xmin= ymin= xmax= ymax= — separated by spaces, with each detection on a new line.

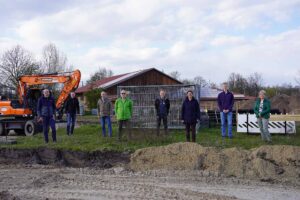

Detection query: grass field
xmin=1 ymin=124 xmax=300 ymax=152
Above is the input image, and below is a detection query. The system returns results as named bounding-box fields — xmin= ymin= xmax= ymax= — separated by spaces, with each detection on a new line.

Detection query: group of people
xmin=97 ymin=89 xmax=133 ymax=141
xmin=97 ymin=88 xmax=201 ymax=142
xmin=218 ymin=82 xmax=272 ymax=143
xmin=36 ymin=83 xmax=272 ymax=144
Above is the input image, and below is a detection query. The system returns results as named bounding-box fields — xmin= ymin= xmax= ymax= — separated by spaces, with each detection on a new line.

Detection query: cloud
xmin=211 ymin=35 xmax=246 ymax=46
xmin=0 ymin=0 xmax=299 ymax=85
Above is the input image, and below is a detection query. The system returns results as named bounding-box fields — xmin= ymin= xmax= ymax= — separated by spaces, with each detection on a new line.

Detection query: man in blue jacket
xmin=217 ymin=82 xmax=234 ymax=139
xmin=37 ymin=89 xmax=57 ymax=143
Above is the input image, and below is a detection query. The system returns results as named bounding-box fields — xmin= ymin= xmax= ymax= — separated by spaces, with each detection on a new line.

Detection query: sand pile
xmin=130 ymin=143 xmax=300 ymax=183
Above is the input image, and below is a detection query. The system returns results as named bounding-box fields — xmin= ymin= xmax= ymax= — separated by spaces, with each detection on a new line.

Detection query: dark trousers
xmin=42 ymin=116 xmax=56 ymax=143
xmin=185 ymin=123 xmax=196 ymax=142
xmin=118 ymin=120 xmax=131 ymax=140
xmin=156 ymin=116 xmax=168 ymax=136
xmin=67 ymin=113 xmax=76 ymax=135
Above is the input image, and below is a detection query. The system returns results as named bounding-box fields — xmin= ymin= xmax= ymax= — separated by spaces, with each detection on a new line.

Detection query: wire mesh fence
xmin=117 ymin=85 xmax=201 ymax=129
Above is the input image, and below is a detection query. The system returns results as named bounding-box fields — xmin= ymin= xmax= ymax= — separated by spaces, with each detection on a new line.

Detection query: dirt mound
xmin=130 ymin=143 xmax=300 ymax=184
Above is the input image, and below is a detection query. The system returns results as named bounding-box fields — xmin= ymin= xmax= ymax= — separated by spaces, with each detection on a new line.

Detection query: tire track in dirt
xmin=1 ymin=164 xmax=299 ymax=200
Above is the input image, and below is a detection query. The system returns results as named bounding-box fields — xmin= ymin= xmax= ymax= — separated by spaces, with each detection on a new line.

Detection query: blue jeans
xmin=67 ymin=113 xmax=76 ymax=135
xmin=220 ymin=112 xmax=233 ymax=138
xmin=42 ymin=116 xmax=56 ymax=143
xmin=100 ymin=116 xmax=112 ymax=137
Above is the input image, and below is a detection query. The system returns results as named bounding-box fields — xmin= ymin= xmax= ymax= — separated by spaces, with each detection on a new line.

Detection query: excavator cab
xmin=24 ymin=88 xmax=42 ymax=115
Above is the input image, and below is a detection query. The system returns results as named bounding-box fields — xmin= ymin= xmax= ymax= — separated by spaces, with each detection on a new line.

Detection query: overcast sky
xmin=0 ymin=0 xmax=300 ymax=86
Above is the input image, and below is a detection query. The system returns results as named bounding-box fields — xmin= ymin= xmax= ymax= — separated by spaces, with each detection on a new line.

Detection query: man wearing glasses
xmin=115 ymin=89 xmax=133 ymax=141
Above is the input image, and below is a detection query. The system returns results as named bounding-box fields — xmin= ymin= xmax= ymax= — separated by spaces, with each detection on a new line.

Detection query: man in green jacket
xmin=254 ymin=90 xmax=271 ymax=142
xmin=115 ymin=89 xmax=133 ymax=141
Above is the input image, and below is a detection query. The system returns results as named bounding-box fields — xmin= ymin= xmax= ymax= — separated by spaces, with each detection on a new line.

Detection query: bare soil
xmin=131 ymin=143 xmax=300 ymax=186
xmin=0 ymin=143 xmax=300 ymax=199
xmin=0 ymin=164 xmax=300 ymax=200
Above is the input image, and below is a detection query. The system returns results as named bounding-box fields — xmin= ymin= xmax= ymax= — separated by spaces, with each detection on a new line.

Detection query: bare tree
xmin=42 ymin=43 xmax=67 ymax=73
xmin=181 ymin=79 xmax=193 ymax=85
xmin=87 ymin=67 xmax=114 ymax=84
xmin=0 ymin=45 xmax=39 ymax=89
xmin=169 ymin=71 xmax=181 ymax=80
xmin=193 ymin=76 xmax=208 ymax=87
xmin=66 ymin=64 xmax=74 ymax=72
xmin=247 ymin=72 xmax=263 ymax=96
xmin=227 ymin=73 xmax=248 ymax=94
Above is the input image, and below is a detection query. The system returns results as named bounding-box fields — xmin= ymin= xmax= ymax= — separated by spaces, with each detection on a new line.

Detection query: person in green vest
xmin=254 ymin=90 xmax=272 ymax=143
xmin=115 ymin=89 xmax=133 ymax=141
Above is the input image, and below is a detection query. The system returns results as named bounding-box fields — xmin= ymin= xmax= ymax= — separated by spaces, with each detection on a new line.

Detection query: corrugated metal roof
xmin=200 ymin=87 xmax=246 ymax=99
xmin=75 ymin=73 xmax=130 ymax=93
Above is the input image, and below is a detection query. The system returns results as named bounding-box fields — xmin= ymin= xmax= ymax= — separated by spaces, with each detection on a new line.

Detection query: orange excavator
xmin=0 ymin=69 xmax=81 ymax=136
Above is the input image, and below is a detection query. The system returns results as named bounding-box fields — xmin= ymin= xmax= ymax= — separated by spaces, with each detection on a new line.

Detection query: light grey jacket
xmin=97 ymin=97 xmax=112 ymax=117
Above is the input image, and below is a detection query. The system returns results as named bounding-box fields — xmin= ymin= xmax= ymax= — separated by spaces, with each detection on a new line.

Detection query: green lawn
xmin=1 ymin=124 xmax=300 ymax=152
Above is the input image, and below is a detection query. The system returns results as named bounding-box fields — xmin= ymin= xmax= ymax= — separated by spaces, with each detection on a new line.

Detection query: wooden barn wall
xmin=105 ymin=69 xmax=181 ymax=95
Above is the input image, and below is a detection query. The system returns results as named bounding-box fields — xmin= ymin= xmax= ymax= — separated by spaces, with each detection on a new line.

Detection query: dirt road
xmin=0 ymin=164 xmax=299 ymax=200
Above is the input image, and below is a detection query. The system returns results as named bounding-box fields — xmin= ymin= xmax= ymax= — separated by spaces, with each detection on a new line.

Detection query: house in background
xmin=75 ymin=68 xmax=182 ymax=109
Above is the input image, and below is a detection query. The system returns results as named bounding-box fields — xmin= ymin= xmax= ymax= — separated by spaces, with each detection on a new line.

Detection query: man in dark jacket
xmin=217 ymin=82 xmax=234 ymax=138
xmin=37 ymin=89 xmax=56 ymax=143
xmin=155 ymin=89 xmax=170 ymax=136
xmin=65 ymin=92 xmax=80 ymax=135
xmin=181 ymin=90 xmax=200 ymax=142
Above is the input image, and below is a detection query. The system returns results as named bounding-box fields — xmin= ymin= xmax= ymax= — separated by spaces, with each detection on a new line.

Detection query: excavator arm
xmin=18 ymin=69 xmax=81 ymax=110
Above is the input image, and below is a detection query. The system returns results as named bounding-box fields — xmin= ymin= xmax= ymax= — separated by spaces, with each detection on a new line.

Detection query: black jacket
xmin=181 ymin=97 xmax=200 ymax=124
xmin=155 ymin=98 xmax=170 ymax=116
xmin=65 ymin=97 xmax=80 ymax=114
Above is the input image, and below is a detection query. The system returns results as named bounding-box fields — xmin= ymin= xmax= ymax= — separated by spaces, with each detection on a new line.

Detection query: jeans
xmin=257 ymin=118 xmax=271 ymax=142
xmin=42 ymin=116 xmax=56 ymax=143
xmin=100 ymin=116 xmax=112 ymax=137
xmin=220 ymin=112 xmax=233 ymax=138
xmin=67 ymin=113 xmax=76 ymax=135
xmin=118 ymin=120 xmax=131 ymax=140
xmin=156 ymin=115 xmax=168 ymax=136
xmin=185 ymin=123 xmax=196 ymax=142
